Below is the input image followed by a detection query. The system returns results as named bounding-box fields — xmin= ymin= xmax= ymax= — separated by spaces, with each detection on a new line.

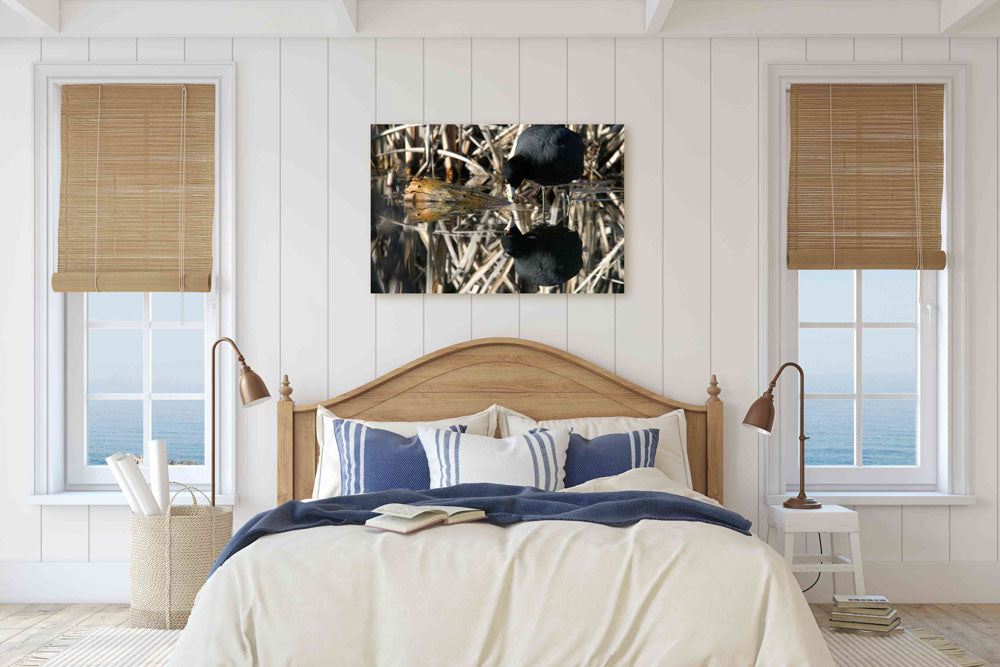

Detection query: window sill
xmin=766 ymin=492 xmax=975 ymax=506
xmin=27 ymin=492 xmax=238 ymax=507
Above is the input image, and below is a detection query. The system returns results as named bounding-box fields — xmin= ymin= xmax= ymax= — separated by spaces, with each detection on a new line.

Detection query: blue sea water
xmin=88 ymin=400 xmax=205 ymax=465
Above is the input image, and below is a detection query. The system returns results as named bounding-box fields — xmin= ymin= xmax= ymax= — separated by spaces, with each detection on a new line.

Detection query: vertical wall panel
xmin=0 ymin=38 xmax=41 ymax=561
xmin=661 ymin=38 xmax=710 ymax=405
xmin=234 ymin=38 xmax=281 ymax=525
xmin=41 ymin=506 xmax=89 ymax=562
xmin=902 ymin=37 xmax=950 ymax=61
xmin=470 ymin=38 xmax=520 ymax=338
xmin=566 ymin=37 xmax=616 ymax=372
xmin=858 ymin=506 xmax=903 ymax=561
xmin=184 ymin=37 xmax=232 ymax=61
xmin=280 ymin=39 xmax=329 ymax=403
xmin=805 ymin=37 xmax=854 ymax=62
xmin=614 ymin=39 xmax=663 ymax=392
xmin=853 ymin=37 xmax=902 ymax=62
xmin=710 ymin=38 xmax=758 ymax=528
xmin=518 ymin=38 xmax=569 ymax=350
xmin=903 ymin=507 xmax=951 ymax=562
xmin=88 ymin=37 xmax=137 ymax=61
xmin=422 ymin=38 xmax=473 ymax=353
xmin=40 ymin=38 xmax=87 ymax=61
xmin=376 ymin=38 xmax=425 ymax=375
xmin=950 ymin=38 xmax=999 ymax=562
xmin=330 ymin=38 xmax=377 ymax=395
xmin=137 ymin=37 xmax=184 ymax=61
xmin=88 ymin=506 xmax=130 ymax=561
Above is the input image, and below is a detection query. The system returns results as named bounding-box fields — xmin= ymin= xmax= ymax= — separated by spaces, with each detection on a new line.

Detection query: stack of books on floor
xmin=829 ymin=595 xmax=901 ymax=634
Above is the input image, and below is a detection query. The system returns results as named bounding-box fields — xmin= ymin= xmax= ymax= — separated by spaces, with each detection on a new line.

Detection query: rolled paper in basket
xmin=149 ymin=440 xmax=169 ymax=515
xmin=106 ymin=453 xmax=142 ymax=514
xmin=117 ymin=454 xmax=162 ymax=516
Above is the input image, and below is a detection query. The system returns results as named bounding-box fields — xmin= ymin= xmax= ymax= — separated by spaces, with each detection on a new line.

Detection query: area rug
xmin=14 ymin=626 xmax=181 ymax=666
xmin=822 ymin=625 xmax=986 ymax=667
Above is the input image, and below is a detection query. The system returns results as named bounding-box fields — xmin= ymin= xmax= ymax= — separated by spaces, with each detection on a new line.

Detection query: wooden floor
xmin=0 ymin=603 xmax=996 ymax=665
xmin=812 ymin=603 xmax=1000 ymax=665
xmin=0 ymin=604 xmax=129 ymax=667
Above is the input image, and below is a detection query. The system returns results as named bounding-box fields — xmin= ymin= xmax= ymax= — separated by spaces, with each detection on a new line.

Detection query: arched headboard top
xmin=278 ymin=338 xmax=723 ymax=504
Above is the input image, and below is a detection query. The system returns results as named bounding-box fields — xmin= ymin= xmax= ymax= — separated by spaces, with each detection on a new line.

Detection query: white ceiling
xmin=3 ymin=0 xmax=1000 ymax=38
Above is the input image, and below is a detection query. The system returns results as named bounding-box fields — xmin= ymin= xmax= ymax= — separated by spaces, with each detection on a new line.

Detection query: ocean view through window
xmin=85 ymin=292 xmax=207 ymax=467
xmin=798 ymin=270 xmax=922 ymax=467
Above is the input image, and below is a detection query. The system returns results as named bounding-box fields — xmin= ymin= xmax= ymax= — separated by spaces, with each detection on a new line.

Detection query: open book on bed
xmin=365 ymin=503 xmax=486 ymax=534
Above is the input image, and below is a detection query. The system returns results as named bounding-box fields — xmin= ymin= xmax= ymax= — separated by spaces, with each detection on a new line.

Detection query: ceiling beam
xmin=1 ymin=0 xmax=59 ymax=31
xmin=329 ymin=0 xmax=357 ymax=32
xmin=939 ymin=0 xmax=1000 ymax=33
xmin=644 ymin=0 xmax=676 ymax=33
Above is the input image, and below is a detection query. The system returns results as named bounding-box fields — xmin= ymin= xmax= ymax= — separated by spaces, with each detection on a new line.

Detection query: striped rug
xmin=15 ymin=627 xmax=181 ymax=666
xmin=822 ymin=626 xmax=986 ymax=666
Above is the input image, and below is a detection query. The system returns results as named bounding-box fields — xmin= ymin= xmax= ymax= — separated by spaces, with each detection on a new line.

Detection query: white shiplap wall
xmin=1 ymin=35 xmax=999 ymax=602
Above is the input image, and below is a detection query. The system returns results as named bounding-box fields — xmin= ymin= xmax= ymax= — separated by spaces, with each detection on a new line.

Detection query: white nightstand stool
xmin=767 ymin=504 xmax=865 ymax=594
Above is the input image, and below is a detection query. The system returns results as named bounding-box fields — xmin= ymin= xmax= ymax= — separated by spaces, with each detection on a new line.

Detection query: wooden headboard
xmin=277 ymin=338 xmax=723 ymax=505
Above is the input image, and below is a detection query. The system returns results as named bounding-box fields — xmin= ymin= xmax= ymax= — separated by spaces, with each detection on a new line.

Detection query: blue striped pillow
xmin=332 ymin=419 xmax=466 ymax=496
xmin=562 ymin=428 xmax=660 ymax=487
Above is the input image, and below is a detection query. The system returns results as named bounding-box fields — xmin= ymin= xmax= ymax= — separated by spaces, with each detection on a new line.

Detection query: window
xmin=763 ymin=63 xmax=968 ymax=495
xmin=790 ymin=269 xmax=938 ymax=486
xmin=32 ymin=63 xmax=235 ymax=498
xmin=65 ymin=292 xmax=213 ymax=487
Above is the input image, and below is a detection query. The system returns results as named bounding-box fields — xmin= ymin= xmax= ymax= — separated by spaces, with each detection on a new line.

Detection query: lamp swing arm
xmin=768 ymin=361 xmax=809 ymax=447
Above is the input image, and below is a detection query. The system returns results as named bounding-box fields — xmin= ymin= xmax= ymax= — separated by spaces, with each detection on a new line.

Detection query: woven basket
xmin=129 ymin=485 xmax=232 ymax=629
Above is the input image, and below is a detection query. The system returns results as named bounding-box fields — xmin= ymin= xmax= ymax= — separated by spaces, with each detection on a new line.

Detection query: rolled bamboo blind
xmin=787 ymin=83 xmax=946 ymax=271
xmin=52 ymin=84 xmax=216 ymax=292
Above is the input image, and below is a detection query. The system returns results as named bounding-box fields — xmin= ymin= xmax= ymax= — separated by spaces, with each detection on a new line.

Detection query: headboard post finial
xmin=279 ymin=374 xmax=293 ymax=402
xmin=707 ymin=374 xmax=721 ymax=401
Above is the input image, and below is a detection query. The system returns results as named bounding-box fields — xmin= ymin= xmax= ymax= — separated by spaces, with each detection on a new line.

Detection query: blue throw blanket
xmin=211 ymin=483 xmax=751 ymax=576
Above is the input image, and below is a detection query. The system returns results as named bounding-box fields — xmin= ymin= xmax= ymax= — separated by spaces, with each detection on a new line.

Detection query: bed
xmin=171 ymin=338 xmax=832 ymax=665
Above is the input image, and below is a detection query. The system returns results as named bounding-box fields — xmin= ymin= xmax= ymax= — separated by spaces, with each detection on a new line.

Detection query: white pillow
xmin=418 ymin=427 xmax=571 ymax=491
xmin=497 ymin=406 xmax=692 ymax=489
xmin=562 ymin=468 xmax=720 ymax=507
xmin=313 ymin=405 xmax=497 ymax=498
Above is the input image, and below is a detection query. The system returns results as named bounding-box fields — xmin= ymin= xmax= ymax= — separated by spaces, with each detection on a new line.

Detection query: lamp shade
xmin=742 ymin=392 xmax=775 ymax=435
xmin=238 ymin=364 xmax=271 ymax=407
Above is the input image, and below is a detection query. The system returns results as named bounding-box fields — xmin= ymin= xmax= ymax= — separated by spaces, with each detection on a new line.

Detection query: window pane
xmin=862 ymin=270 xmax=917 ymax=322
xmin=152 ymin=330 xmax=204 ymax=393
xmin=799 ymin=271 xmax=854 ymax=322
xmin=862 ymin=328 xmax=916 ymax=393
xmin=88 ymin=329 xmax=142 ymax=392
xmin=88 ymin=400 xmax=142 ymax=464
xmin=152 ymin=400 xmax=205 ymax=465
xmin=799 ymin=328 xmax=854 ymax=393
xmin=184 ymin=293 xmax=205 ymax=323
xmin=152 ymin=293 xmax=184 ymax=322
xmin=862 ymin=399 xmax=916 ymax=465
xmin=804 ymin=399 xmax=854 ymax=465
xmin=88 ymin=293 xmax=142 ymax=322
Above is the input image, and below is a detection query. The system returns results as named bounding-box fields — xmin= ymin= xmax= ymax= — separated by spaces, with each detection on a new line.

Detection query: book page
xmin=413 ymin=505 xmax=480 ymax=517
xmin=372 ymin=504 xmax=443 ymax=519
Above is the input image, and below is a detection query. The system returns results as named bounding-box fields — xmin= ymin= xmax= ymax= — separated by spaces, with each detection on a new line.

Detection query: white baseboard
xmin=0 ymin=561 xmax=129 ymax=603
xmin=804 ymin=561 xmax=1000 ymax=603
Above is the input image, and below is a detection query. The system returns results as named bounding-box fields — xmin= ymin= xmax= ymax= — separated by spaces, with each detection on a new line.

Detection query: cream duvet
xmin=171 ymin=469 xmax=832 ymax=666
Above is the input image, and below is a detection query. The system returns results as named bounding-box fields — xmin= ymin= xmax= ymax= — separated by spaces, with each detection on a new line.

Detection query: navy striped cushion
xmin=562 ymin=428 xmax=660 ymax=487
xmin=333 ymin=419 xmax=466 ymax=496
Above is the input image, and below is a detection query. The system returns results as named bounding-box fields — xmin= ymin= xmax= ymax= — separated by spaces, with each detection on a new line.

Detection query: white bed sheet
xmin=171 ymin=470 xmax=832 ymax=666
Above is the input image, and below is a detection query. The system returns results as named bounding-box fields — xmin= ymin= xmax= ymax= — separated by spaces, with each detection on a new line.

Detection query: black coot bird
xmin=502 ymin=125 xmax=585 ymax=190
xmin=501 ymin=223 xmax=583 ymax=287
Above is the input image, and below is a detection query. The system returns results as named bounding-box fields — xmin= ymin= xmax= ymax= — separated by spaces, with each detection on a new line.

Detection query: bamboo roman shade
xmin=52 ymin=84 xmax=216 ymax=292
xmin=786 ymin=83 xmax=946 ymax=270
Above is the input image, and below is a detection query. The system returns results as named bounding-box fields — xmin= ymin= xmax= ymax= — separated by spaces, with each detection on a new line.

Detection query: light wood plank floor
xmin=0 ymin=604 xmax=129 ymax=667
xmin=812 ymin=603 xmax=1000 ymax=665
xmin=0 ymin=603 xmax=996 ymax=665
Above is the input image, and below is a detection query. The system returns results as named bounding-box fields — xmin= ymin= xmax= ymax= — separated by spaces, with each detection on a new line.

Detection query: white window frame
xmin=761 ymin=63 xmax=969 ymax=495
xmin=33 ymin=62 xmax=236 ymax=495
